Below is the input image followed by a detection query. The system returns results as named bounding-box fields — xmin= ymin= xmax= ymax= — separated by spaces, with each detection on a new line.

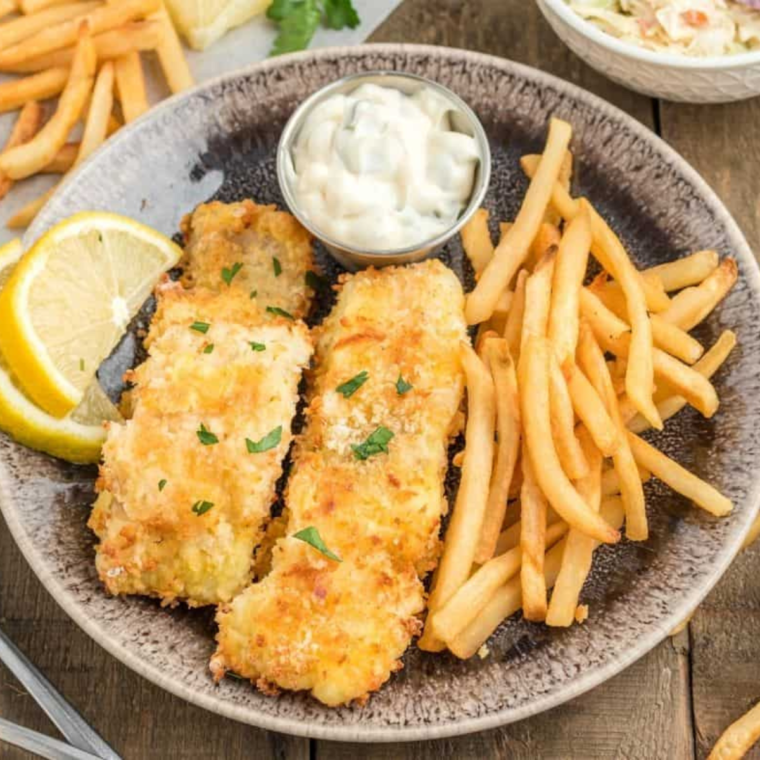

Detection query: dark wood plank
xmin=659 ymin=96 xmax=760 ymax=760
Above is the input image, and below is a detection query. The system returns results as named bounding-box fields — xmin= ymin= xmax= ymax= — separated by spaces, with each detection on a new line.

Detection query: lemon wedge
xmin=165 ymin=0 xmax=271 ymax=50
xmin=0 ymin=212 xmax=181 ymax=417
xmin=0 ymin=239 xmax=122 ymax=464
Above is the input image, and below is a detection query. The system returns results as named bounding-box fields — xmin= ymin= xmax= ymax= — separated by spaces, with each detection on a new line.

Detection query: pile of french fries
xmin=419 ymin=115 xmax=741 ymax=663
xmin=0 ymin=0 xmax=193 ymax=227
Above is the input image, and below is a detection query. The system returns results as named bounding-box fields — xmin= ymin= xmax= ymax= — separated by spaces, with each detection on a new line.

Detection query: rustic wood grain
xmin=659 ymin=97 xmax=760 ymax=760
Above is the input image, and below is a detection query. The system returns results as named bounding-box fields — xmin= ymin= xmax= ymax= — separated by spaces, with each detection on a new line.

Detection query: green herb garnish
xmin=190 ymin=321 xmax=210 ymax=334
xmin=272 ymin=256 xmax=282 ymax=277
xmin=336 ymin=370 xmax=368 ymax=398
xmin=191 ymin=500 xmax=214 ymax=516
xmin=266 ymin=306 xmax=294 ymax=320
xmin=158 ymin=479 xmax=167 ymax=491
xmin=250 ymin=289 xmax=258 ymax=299
xmin=351 ymin=426 xmax=394 ymax=461
xmin=246 ymin=426 xmax=282 ymax=454
xmin=197 ymin=423 xmax=219 ymax=446
xmin=79 ymin=358 xmax=85 ymax=371
xmin=203 ymin=344 xmax=214 ymax=354
xmin=293 ymin=526 xmax=342 ymax=562
xmin=395 ymin=375 xmax=413 ymax=395
xmin=221 ymin=262 xmax=243 ymax=286
xmin=267 ymin=0 xmax=360 ymax=56
xmin=250 ymin=342 xmax=266 ymax=352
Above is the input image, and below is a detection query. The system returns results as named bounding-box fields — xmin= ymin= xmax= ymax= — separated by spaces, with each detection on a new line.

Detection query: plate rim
xmin=3 ymin=41 xmax=760 ymax=743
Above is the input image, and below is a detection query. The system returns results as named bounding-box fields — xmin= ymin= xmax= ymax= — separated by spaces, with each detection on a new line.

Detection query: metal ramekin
xmin=276 ymin=71 xmax=491 ymax=270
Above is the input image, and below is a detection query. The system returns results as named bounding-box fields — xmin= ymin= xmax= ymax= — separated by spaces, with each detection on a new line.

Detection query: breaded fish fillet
xmin=89 ymin=285 xmax=312 ymax=606
xmin=211 ymin=260 xmax=467 ymax=705
xmin=180 ymin=200 xmax=316 ymax=320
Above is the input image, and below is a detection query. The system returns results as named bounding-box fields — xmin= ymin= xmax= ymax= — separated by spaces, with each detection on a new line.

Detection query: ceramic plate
xmin=1 ymin=45 xmax=759 ymax=742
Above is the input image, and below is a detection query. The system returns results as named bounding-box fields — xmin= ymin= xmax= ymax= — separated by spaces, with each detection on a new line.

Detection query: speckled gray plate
xmin=1 ymin=45 xmax=759 ymax=743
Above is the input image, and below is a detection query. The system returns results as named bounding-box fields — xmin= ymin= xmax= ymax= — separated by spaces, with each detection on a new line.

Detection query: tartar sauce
xmin=288 ymin=83 xmax=480 ymax=251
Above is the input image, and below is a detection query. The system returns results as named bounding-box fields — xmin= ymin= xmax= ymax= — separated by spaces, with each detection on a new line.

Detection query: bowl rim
xmin=540 ymin=0 xmax=760 ymax=70
xmin=275 ymin=69 xmax=491 ymax=260
xmin=10 ymin=41 xmax=760 ymax=743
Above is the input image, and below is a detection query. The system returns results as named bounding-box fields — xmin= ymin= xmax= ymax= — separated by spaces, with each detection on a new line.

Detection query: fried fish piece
xmin=211 ymin=260 xmax=467 ymax=705
xmin=180 ymin=200 xmax=316 ymax=320
xmin=89 ymin=285 xmax=313 ymax=606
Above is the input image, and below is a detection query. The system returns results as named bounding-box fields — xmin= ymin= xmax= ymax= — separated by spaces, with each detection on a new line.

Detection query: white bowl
xmin=538 ymin=0 xmax=760 ymax=103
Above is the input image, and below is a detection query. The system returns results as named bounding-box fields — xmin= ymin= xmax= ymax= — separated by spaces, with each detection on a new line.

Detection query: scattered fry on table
xmin=0 ymin=100 xmax=42 ymax=199
xmin=114 ymin=51 xmax=149 ymax=122
xmin=707 ymin=700 xmax=760 ymax=760
xmin=151 ymin=2 xmax=194 ymax=93
xmin=0 ymin=67 xmax=69 ymax=114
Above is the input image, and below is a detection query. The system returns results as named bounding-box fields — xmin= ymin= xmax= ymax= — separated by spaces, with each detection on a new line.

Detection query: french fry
xmin=627 ymin=432 xmax=732 ymax=517
xmin=548 ymin=206 xmax=591 ymax=362
xmin=419 ymin=342 xmax=496 ymax=652
xmin=461 ymin=207 xmax=493 ymax=275
xmin=579 ymin=287 xmax=631 ymax=341
xmin=0 ymin=1 xmax=98 ymax=51
xmin=578 ymin=322 xmax=648 ymax=540
xmin=659 ymin=259 xmax=738 ymax=332
xmin=21 ymin=0 xmax=75 ymax=13
xmin=0 ymin=0 xmax=15 ymax=20
xmin=520 ymin=250 xmax=555 ymax=356
xmin=594 ymin=272 xmax=671 ymax=314
xmin=546 ymin=427 xmax=603 ymax=627
xmin=475 ymin=337 xmax=521 ymax=563
xmin=649 ymin=314 xmax=704 ymax=364
xmin=77 ymin=60 xmax=114 ymax=165
xmin=114 ymin=51 xmax=148 ymax=122
xmin=494 ymin=519 xmax=522 ymax=556
xmin=41 ymin=141 xmax=77 ymax=173
xmin=0 ymin=0 xmax=160 ymax=68
xmin=448 ymin=497 xmax=625 ymax=659
xmin=743 ymin=514 xmax=760 ymax=551
xmin=2 ymin=21 xmax=165 ymax=74
xmin=0 ymin=24 xmax=96 ymax=180
xmin=465 ymin=118 xmax=572 ymax=325
xmin=645 ymin=249 xmax=719 ymax=292
xmin=0 ymin=66 xmax=69 ymax=113
xmin=0 ymin=100 xmax=42 ymax=199
xmin=432 ymin=520 xmax=568 ymax=645
xmin=707 ymin=701 xmax=760 ymax=760
xmin=150 ymin=2 xmax=194 ymax=93
xmin=520 ymin=441 xmax=550 ymax=622
xmin=504 ymin=268 xmax=528 ymax=363
xmin=527 ymin=221 xmax=561 ymax=271
xmin=521 ymin=336 xmax=620 ymax=544
xmin=6 ymin=188 xmax=51 ymax=228
xmin=601 ymin=464 xmax=650 ymax=496
xmin=627 ymin=331 xmax=736 ymax=434
xmin=562 ymin=359 xmax=620 ymax=457
xmin=549 ymin=354 xmax=589 ymax=479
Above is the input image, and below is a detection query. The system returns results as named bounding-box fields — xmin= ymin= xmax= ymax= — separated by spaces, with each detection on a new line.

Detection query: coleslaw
xmin=566 ymin=0 xmax=760 ymax=56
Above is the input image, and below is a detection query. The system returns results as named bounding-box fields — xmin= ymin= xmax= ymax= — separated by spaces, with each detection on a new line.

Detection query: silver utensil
xmin=0 ymin=718 xmax=103 ymax=760
xmin=0 ymin=628 xmax=120 ymax=759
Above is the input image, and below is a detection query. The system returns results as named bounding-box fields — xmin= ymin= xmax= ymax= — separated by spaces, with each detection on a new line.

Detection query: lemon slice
xmin=165 ymin=0 xmax=271 ymax=50
xmin=0 ymin=239 xmax=122 ymax=464
xmin=0 ymin=212 xmax=181 ymax=417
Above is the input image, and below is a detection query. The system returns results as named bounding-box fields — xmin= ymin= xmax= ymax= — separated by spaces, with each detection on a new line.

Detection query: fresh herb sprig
xmin=293 ymin=526 xmax=342 ymax=562
xmin=267 ymin=0 xmax=361 ymax=57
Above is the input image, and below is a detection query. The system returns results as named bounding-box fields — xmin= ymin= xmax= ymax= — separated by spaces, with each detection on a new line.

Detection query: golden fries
xmin=466 ymin=118 xmax=572 ymax=325
xmin=521 ymin=336 xmax=620 ymax=544
xmin=601 ymin=465 xmax=650 ymax=496
xmin=0 ymin=24 xmax=95 ymax=180
xmin=0 ymin=1 xmax=98 ymax=50
xmin=520 ymin=250 xmax=555 ymax=354
xmin=646 ymin=249 xmax=719 ymax=292
xmin=41 ymin=141 xmax=77 ymax=173
xmin=115 ymin=51 xmax=149 ymax=122
xmin=627 ymin=432 xmax=732 ymax=516
xmin=475 ymin=337 xmax=521 ymax=563
xmin=520 ymin=442 xmax=549 ymax=621
xmin=77 ymin=61 xmax=115 ymax=164
xmin=21 ymin=0 xmax=76 ymax=13
xmin=504 ymin=268 xmax=527 ymax=362
xmin=649 ymin=314 xmax=704 ymax=364
xmin=579 ymin=287 xmax=631 ymax=340
xmin=462 ymin=207 xmax=493 ymax=275
xmin=0 ymin=100 xmax=42 ymax=199
xmin=549 ymin=354 xmax=589 ymax=479
xmin=0 ymin=67 xmax=69 ymax=114
xmin=707 ymin=701 xmax=760 ymax=760
xmin=151 ymin=2 xmax=194 ymax=93
xmin=419 ymin=342 xmax=496 ymax=652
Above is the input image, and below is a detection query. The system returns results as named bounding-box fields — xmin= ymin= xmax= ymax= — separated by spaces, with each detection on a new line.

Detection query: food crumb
xmin=452 ymin=451 xmax=465 ymax=468
xmin=575 ymin=604 xmax=589 ymax=624
xmin=477 ymin=644 xmax=490 ymax=659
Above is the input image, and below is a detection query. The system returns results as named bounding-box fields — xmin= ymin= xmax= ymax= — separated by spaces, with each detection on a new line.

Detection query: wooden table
xmin=1 ymin=2 xmax=758 ymax=758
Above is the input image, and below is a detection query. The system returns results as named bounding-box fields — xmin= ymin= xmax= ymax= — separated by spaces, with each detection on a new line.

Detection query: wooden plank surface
xmin=0 ymin=1 xmax=756 ymax=759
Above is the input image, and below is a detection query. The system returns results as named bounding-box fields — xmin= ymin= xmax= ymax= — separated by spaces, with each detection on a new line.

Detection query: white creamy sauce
xmin=289 ymin=83 xmax=480 ymax=251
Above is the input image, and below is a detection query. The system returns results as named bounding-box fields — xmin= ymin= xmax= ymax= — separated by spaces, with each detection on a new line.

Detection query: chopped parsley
xmin=250 ymin=342 xmax=266 ymax=352
xmin=266 ymin=305 xmax=294 ymax=320
xmin=190 ymin=321 xmax=210 ymax=334
xmin=395 ymin=375 xmax=413 ymax=395
xmin=191 ymin=500 xmax=214 ymax=516
xmin=203 ymin=344 xmax=214 ymax=354
xmin=272 ymin=256 xmax=282 ymax=277
xmin=305 ymin=270 xmax=327 ymax=291
xmin=197 ymin=423 xmax=219 ymax=446
xmin=268 ymin=0 xmax=361 ymax=56
xmin=336 ymin=370 xmax=368 ymax=398
xmin=351 ymin=426 xmax=394 ymax=461
xmin=293 ymin=526 xmax=342 ymax=562
xmin=250 ymin=289 xmax=258 ymax=299
xmin=158 ymin=479 xmax=167 ymax=491
xmin=246 ymin=425 xmax=282 ymax=453
xmin=79 ymin=358 xmax=85 ymax=371
xmin=221 ymin=262 xmax=243 ymax=286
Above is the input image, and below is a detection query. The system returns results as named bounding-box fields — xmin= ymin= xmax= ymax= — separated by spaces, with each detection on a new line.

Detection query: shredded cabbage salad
xmin=566 ymin=0 xmax=760 ymax=56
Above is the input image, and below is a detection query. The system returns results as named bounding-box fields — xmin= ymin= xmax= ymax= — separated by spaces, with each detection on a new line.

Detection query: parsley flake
xmin=79 ymin=358 xmax=85 ymax=371
xmin=250 ymin=289 xmax=258 ymax=299
xmin=272 ymin=256 xmax=282 ymax=277
xmin=203 ymin=344 xmax=214 ymax=354
xmin=305 ymin=270 xmax=328 ymax=291
xmin=396 ymin=375 xmax=413 ymax=395
xmin=191 ymin=500 xmax=214 ymax=516
xmin=221 ymin=262 xmax=243 ymax=286
xmin=250 ymin=342 xmax=266 ymax=352
xmin=197 ymin=423 xmax=219 ymax=446
xmin=190 ymin=321 xmax=210 ymax=334
xmin=158 ymin=479 xmax=167 ymax=491
xmin=336 ymin=370 xmax=368 ymax=398
xmin=351 ymin=426 xmax=394 ymax=461
xmin=246 ymin=426 xmax=282 ymax=454
xmin=293 ymin=526 xmax=342 ymax=562
xmin=266 ymin=305 xmax=294 ymax=320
